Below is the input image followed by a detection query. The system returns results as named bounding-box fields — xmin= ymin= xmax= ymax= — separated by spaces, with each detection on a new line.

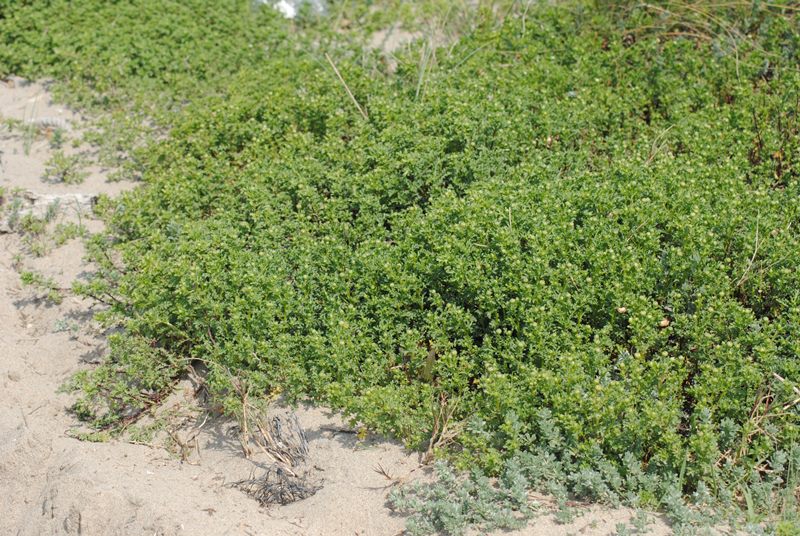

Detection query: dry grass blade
xmin=423 ymin=392 xmax=464 ymax=464
xmin=729 ymin=375 xmax=800 ymax=464
xmin=736 ymin=214 xmax=761 ymax=288
xmin=773 ymin=372 xmax=800 ymax=411
xmin=374 ymin=462 xmax=395 ymax=481
xmin=415 ymin=41 xmax=433 ymax=101
xmin=325 ymin=52 xmax=369 ymax=120
xmin=374 ymin=462 xmax=423 ymax=489
xmin=646 ymin=124 xmax=675 ymax=165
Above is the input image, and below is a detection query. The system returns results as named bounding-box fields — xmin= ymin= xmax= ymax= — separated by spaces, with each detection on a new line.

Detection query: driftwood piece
xmin=237 ymin=465 xmax=321 ymax=506
xmin=235 ymin=407 xmax=320 ymax=506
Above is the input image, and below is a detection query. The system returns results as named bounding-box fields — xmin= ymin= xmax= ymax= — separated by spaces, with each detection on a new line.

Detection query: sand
xmin=0 ymin=79 xmax=674 ymax=536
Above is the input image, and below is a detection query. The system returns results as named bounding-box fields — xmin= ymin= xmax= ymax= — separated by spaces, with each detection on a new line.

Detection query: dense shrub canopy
xmin=3 ymin=0 xmax=799 ymax=515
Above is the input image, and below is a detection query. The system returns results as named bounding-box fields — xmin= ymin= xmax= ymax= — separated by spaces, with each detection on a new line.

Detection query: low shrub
xmin=3 ymin=0 xmax=799 ymax=530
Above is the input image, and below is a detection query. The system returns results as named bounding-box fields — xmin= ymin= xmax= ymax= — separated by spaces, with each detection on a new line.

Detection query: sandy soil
xmin=0 ymin=79 xmax=674 ymax=536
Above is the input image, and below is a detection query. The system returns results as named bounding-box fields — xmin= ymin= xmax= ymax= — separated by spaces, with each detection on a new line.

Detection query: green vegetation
xmin=53 ymin=222 xmax=88 ymax=246
xmin=2 ymin=0 xmax=800 ymax=532
xmin=20 ymin=269 xmax=63 ymax=305
xmin=42 ymin=151 xmax=88 ymax=184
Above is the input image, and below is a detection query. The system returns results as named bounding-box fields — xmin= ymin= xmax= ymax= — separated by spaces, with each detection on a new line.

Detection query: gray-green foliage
xmin=389 ymin=460 xmax=535 ymax=536
xmin=393 ymin=444 xmax=800 ymax=534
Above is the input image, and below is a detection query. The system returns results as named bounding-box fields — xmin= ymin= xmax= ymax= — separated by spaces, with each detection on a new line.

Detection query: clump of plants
xmin=20 ymin=269 xmax=64 ymax=305
xmin=2 ymin=0 xmax=800 ymax=532
xmin=42 ymin=151 xmax=88 ymax=184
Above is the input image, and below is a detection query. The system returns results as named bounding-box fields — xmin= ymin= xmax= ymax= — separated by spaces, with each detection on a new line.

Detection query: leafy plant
xmin=2 ymin=0 xmax=800 ymax=532
xmin=20 ymin=269 xmax=64 ymax=305
xmin=389 ymin=460 xmax=535 ymax=536
xmin=42 ymin=151 xmax=88 ymax=184
xmin=65 ymin=334 xmax=185 ymax=429
xmin=53 ymin=222 xmax=87 ymax=246
xmin=48 ymin=127 xmax=66 ymax=149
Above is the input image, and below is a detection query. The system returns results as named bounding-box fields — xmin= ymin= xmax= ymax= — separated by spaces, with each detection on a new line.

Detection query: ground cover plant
xmin=2 ymin=0 xmax=800 ymax=533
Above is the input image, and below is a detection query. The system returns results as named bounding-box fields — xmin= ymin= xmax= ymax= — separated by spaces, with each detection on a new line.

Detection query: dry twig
xmin=325 ymin=53 xmax=368 ymax=120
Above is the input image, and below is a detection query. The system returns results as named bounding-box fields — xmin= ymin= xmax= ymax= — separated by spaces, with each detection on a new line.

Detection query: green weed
xmin=19 ymin=269 xmax=63 ymax=305
xmin=42 ymin=151 xmax=88 ymax=184
xmin=52 ymin=222 xmax=87 ymax=246
xmin=48 ymin=127 xmax=66 ymax=149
